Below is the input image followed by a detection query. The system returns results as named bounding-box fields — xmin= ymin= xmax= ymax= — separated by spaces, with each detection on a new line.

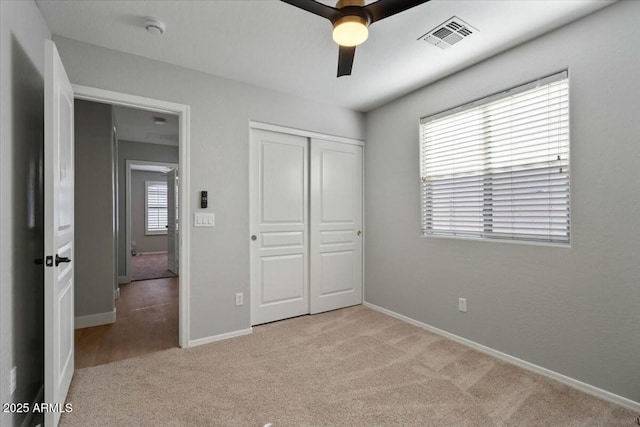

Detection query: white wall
xmin=0 ymin=2 xmax=50 ymax=425
xmin=364 ymin=1 xmax=640 ymax=404
xmin=74 ymin=99 xmax=116 ymax=319
xmin=52 ymin=35 xmax=366 ymax=341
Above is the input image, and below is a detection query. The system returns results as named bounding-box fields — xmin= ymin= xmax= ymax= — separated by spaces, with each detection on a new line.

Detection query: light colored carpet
xmin=61 ymin=306 xmax=635 ymax=426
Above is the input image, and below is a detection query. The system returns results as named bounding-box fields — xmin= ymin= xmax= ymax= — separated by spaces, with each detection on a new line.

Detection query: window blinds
xmin=146 ymin=181 xmax=168 ymax=233
xmin=420 ymin=71 xmax=570 ymax=244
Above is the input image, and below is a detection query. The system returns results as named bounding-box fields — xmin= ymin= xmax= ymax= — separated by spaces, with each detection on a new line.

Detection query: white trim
xmin=114 ymin=287 xmax=120 ymax=299
xmin=72 ymin=84 xmax=191 ymax=348
xmin=74 ymin=85 xmax=182 ymax=115
xmin=363 ymin=302 xmax=640 ymax=413
xmin=250 ymin=121 xmax=365 ymax=147
xmin=188 ymin=327 xmax=253 ymax=348
xmin=118 ymin=275 xmax=129 ymax=285
xmin=20 ymin=385 xmax=44 ymax=427
xmin=74 ymin=309 xmax=116 ymax=329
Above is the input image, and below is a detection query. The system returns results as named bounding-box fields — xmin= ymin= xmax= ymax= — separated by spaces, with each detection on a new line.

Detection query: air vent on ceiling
xmin=419 ymin=17 xmax=476 ymax=50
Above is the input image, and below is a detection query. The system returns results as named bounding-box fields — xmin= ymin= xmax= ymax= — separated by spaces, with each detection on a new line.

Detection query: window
xmin=420 ymin=71 xmax=570 ymax=244
xmin=145 ymin=181 xmax=168 ymax=235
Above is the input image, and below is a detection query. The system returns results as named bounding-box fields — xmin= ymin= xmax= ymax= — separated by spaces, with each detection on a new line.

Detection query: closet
xmin=249 ymin=127 xmax=363 ymax=325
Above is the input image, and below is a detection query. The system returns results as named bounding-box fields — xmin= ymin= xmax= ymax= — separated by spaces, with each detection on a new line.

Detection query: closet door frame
xmin=249 ymin=121 xmax=364 ymax=326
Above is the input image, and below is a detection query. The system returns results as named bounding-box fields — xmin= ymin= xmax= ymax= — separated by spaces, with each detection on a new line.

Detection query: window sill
xmin=422 ymin=233 xmax=571 ymax=248
xmin=145 ymin=231 xmax=168 ymax=236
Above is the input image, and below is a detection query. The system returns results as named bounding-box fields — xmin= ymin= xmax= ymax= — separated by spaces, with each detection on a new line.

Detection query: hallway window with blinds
xmin=420 ymin=71 xmax=570 ymax=244
xmin=145 ymin=181 xmax=168 ymax=235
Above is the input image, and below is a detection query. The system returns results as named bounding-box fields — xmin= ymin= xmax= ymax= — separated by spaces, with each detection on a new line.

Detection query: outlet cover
xmin=458 ymin=297 xmax=467 ymax=313
xmin=235 ymin=293 xmax=243 ymax=306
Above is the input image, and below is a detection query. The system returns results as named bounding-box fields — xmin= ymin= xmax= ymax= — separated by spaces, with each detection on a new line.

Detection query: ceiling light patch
xmin=419 ymin=17 xmax=476 ymax=50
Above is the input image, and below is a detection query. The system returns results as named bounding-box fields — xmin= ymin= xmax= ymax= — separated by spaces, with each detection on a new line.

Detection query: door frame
xmin=125 ymin=160 xmax=178 ymax=282
xmin=248 ymin=121 xmax=365 ymax=326
xmin=74 ymin=84 xmax=191 ymax=348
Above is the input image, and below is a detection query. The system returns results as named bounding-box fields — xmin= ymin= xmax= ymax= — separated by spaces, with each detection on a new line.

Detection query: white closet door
xmin=250 ymin=129 xmax=309 ymax=325
xmin=310 ymin=139 xmax=363 ymax=314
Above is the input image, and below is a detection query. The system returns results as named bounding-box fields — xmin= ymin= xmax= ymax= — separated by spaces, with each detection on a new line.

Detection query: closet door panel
xmin=250 ymin=129 xmax=309 ymax=325
xmin=310 ymin=139 xmax=363 ymax=314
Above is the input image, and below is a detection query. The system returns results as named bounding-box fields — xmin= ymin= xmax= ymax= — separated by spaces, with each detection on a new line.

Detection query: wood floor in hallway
xmin=74 ymin=277 xmax=178 ymax=369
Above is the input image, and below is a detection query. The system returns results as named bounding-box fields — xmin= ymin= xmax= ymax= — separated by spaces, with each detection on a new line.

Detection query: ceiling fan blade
xmin=364 ymin=0 xmax=430 ymax=24
xmin=280 ymin=0 xmax=342 ymax=22
xmin=337 ymin=45 xmax=356 ymax=77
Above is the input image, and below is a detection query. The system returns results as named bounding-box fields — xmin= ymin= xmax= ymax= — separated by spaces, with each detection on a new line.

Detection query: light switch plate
xmin=194 ymin=212 xmax=215 ymax=227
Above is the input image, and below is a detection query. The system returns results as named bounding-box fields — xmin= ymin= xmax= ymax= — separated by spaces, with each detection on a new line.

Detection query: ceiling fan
xmin=281 ymin=0 xmax=431 ymax=77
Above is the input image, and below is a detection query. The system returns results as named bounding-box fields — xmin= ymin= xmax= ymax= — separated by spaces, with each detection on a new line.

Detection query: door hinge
xmin=45 ymin=256 xmax=53 ymax=267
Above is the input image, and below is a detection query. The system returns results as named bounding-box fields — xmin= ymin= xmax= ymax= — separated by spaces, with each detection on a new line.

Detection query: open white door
xmin=309 ymin=139 xmax=363 ymax=314
xmin=167 ymin=168 xmax=179 ymax=275
xmin=44 ymin=40 xmax=74 ymax=427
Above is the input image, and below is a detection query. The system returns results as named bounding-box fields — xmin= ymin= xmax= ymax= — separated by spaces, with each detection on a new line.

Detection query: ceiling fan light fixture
xmin=332 ymin=15 xmax=368 ymax=47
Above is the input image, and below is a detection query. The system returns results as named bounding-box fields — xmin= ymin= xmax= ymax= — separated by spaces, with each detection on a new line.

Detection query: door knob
xmin=251 ymin=235 xmax=257 ymax=241
xmin=357 ymin=231 xmax=362 ymax=236
xmin=55 ymin=254 xmax=72 ymax=266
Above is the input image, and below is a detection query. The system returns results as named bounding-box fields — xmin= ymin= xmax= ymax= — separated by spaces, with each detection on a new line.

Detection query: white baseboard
xmin=20 ymin=384 xmax=43 ymax=427
xmin=114 ymin=287 xmax=120 ymax=299
xmin=118 ymin=276 xmax=129 ymax=285
xmin=363 ymin=301 xmax=640 ymax=413
xmin=74 ymin=309 xmax=116 ymax=329
xmin=188 ymin=327 xmax=253 ymax=348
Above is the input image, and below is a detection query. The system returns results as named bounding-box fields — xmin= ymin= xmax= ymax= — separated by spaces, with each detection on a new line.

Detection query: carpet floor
xmin=61 ymin=306 xmax=635 ymax=426
xmin=131 ymin=253 xmax=177 ymax=281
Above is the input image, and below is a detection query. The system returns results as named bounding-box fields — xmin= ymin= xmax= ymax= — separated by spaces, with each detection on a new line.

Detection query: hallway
xmin=74 ymin=277 xmax=178 ymax=369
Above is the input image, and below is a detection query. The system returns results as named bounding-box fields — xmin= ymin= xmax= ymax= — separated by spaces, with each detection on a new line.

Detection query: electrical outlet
xmin=235 ymin=292 xmax=243 ymax=306
xmin=9 ymin=366 xmax=16 ymax=395
xmin=458 ymin=297 xmax=467 ymax=313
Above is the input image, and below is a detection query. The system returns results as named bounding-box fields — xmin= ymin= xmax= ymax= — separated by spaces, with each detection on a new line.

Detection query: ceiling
xmin=37 ymin=0 xmax=614 ymax=112
xmin=113 ymin=105 xmax=178 ymax=146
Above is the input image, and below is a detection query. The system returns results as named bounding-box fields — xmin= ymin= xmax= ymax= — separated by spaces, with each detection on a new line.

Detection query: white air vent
xmin=419 ymin=17 xmax=476 ymax=50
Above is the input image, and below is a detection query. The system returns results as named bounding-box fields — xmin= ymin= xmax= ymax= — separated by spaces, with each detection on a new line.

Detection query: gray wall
xmin=53 ymin=35 xmax=367 ymax=340
xmin=364 ymin=1 xmax=640 ymax=404
xmin=0 ymin=2 xmax=50 ymax=426
xmin=131 ymin=170 xmax=168 ymax=254
xmin=74 ymin=100 xmax=116 ymax=318
xmin=117 ymin=140 xmax=178 ymax=276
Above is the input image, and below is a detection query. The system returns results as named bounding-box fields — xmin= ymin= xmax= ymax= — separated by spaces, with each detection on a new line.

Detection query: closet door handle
xmin=357 ymin=231 xmax=362 ymax=236
xmin=251 ymin=235 xmax=257 ymax=241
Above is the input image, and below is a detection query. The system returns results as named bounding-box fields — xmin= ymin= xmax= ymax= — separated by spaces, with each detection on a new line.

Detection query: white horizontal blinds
xmin=146 ymin=181 xmax=168 ymax=233
xmin=420 ymin=71 xmax=570 ymax=243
